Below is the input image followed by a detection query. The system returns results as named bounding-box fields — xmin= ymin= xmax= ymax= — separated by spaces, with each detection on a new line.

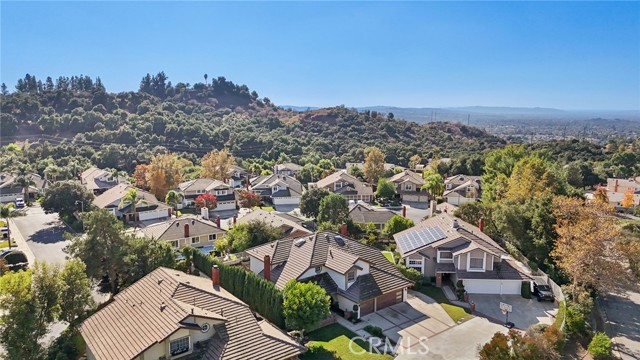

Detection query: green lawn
xmin=381 ymin=251 xmax=395 ymax=264
xmin=553 ymin=300 xmax=566 ymax=329
xmin=252 ymin=206 xmax=275 ymax=212
xmin=0 ymin=240 xmax=9 ymax=248
xmin=301 ymin=324 xmax=393 ymax=360
xmin=417 ymin=286 xmax=474 ymax=323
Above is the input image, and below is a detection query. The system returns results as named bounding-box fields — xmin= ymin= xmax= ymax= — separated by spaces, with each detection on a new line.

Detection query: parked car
xmin=15 ymin=197 xmax=25 ymax=208
xmin=0 ymin=227 xmax=8 ymax=239
xmin=533 ymin=282 xmax=555 ymax=302
xmin=1 ymin=249 xmax=28 ymax=271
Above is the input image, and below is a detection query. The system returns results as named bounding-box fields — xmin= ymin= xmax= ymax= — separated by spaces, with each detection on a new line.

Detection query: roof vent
xmin=325 ymin=234 xmax=330 ymax=243
xmin=176 ymin=222 xmax=180 ymax=227
xmin=294 ymin=238 xmax=306 ymax=247
xmin=191 ymin=220 xmax=195 ymax=225
xmin=334 ymin=235 xmax=345 ymax=247
xmin=157 ymin=278 xmax=163 ymax=285
xmin=452 ymin=219 xmax=460 ymax=229
xmin=160 ymin=302 xmax=166 ymax=311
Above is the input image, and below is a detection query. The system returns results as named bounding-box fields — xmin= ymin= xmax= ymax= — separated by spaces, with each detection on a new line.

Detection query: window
xmin=209 ymin=234 xmax=217 ymax=241
xmin=191 ymin=236 xmax=199 ymax=244
xmin=408 ymin=259 xmax=422 ymax=267
xmin=469 ymin=254 xmax=484 ymax=270
xmin=404 ymin=184 xmax=413 ymax=191
xmin=169 ymin=240 xmax=179 ymax=248
xmin=335 ymin=182 xmax=343 ymax=189
xmin=169 ymin=336 xmax=190 ymax=356
xmin=315 ymin=266 xmax=322 ymax=273
xmin=347 ymin=270 xmax=356 ymax=282
xmin=215 ymin=190 xmax=227 ymax=196
xmin=438 ymin=251 xmax=453 ymax=262
xmin=195 ymin=189 xmax=204 ymax=194
xmin=446 ymin=183 xmax=453 ymax=190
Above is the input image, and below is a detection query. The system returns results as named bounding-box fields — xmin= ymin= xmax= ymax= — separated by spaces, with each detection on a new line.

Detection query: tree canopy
xmin=300 ymin=187 xmax=330 ymax=219
xmin=317 ymin=193 xmax=349 ymax=225
xmin=282 ymin=280 xmax=331 ymax=335
xmin=226 ymin=220 xmax=283 ymax=252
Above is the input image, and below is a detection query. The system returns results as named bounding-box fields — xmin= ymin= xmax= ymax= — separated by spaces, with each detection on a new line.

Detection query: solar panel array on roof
xmin=396 ymin=226 xmax=447 ymax=254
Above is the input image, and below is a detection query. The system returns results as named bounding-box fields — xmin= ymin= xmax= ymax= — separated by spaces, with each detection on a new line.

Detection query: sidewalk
xmin=7 ymin=218 xmax=36 ymax=267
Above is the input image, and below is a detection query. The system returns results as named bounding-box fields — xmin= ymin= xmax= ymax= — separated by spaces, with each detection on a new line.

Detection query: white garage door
xmin=463 ymin=279 xmax=521 ymax=295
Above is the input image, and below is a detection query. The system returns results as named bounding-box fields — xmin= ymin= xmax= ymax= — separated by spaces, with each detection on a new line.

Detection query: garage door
xmin=360 ymin=299 xmax=374 ymax=316
xmin=463 ymin=280 xmax=521 ymax=295
xmin=376 ymin=290 xmax=403 ymax=311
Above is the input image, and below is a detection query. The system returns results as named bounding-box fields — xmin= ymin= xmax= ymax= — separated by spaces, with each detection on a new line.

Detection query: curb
xmin=7 ymin=218 xmax=37 ymax=267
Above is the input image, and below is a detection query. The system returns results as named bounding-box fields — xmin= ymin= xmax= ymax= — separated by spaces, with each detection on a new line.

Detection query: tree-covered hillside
xmin=1 ymin=72 xmax=505 ymax=173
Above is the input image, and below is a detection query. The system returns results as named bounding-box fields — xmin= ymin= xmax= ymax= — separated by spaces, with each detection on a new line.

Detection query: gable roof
xmin=250 ymin=174 xmax=303 ymax=197
xmin=274 ymin=162 xmax=303 ymax=172
xmin=178 ymin=178 xmax=229 ymax=192
xmin=136 ymin=216 xmax=226 ymax=241
xmin=443 ymin=179 xmax=481 ymax=198
xmin=314 ymin=170 xmax=374 ymax=196
xmin=388 ymin=170 xmax=425 ymax=186
xmin=393 ymin=213 xmax=507 ymax=258
xmin=93 ymin=183 xmax=169 ymax=212
xmin=80 ymin=167 xmax=125 ymax=191
xmin=444 ymin=174 xmax=481 ymax=187
xmin=246 ymin=231 xmax=412 ymax=301
xmin=0 ymin=172 xmax=45 ymax=195
xmin=348 ymin=203 xmax=396 ymax=225
xmin=79 ymin=267 xmax=304 ymax=360
xmin=237 ymin=209 xmax=312 ymax=238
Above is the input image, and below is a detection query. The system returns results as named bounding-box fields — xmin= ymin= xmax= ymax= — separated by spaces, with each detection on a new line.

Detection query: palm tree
xmin=165 ymin=190 xmax=184 ymax=212
xmin=0 ymin=203 xmax=17 ymax=249
xmin=119 ymin=188 xmax=147 ymax=224
xmin=14 ymin=166 xmax=36 ymax=202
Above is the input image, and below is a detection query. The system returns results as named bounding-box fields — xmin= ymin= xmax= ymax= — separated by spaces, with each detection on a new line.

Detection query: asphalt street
xmin=11 ymin=205 xmax=70 ymax=265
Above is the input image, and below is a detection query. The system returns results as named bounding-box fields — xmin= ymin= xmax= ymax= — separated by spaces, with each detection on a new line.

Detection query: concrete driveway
xmin=396 ymin=317 xmax=508 ymax=360
xmin=360 ymin=290 xmax=455 ymax=353
xmin=470 ymin=294 xmax=558 ymax=330
xmin=400 ymin=202 xmax=430 ymax=224
xmin=600 ymin=290 xmax=640 ymax=360
xmin=11 ymin=205 xmax=70 ymax=265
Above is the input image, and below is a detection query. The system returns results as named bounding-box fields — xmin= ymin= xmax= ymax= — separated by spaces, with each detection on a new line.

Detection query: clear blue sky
xmin=2 ymin=1 xmax=639 ymax=110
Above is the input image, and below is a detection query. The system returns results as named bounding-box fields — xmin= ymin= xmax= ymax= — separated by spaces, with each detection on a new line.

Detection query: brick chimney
xmin=340 ymin=224 xmax=348 ymax=236
xmin=402 ymin=206 xmax=407 ymax=218
xmin=615 ymin=179 xmax=619 ymax=192
xmin=215 ymin=216 xmax=221 ymax=228
xmin=478 ymin=218 xmax=484 ymax=233
xmin=263 ymin=255 xmax=271 ymax=281
xmin=184 ymin=224 xmax=189 ymax=238
xmin=211 ymin=265 xmax=220 ymax=286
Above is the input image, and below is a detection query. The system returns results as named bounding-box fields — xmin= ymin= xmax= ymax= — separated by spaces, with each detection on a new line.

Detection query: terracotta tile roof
xmin=300 ymin=273 xmax=339 ymax=295
xmin=325 ymin=246 xmax=360 ymax=274
xmin=246 ymin=231 xmax=413 ymax=301
xmin=79 ymin=267 xmax=304 ymax=360
xmin=339 ymin=273 xmax=382 ymax=302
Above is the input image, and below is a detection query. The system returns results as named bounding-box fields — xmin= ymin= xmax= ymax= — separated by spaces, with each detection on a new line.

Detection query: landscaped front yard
xmin=301 ymin=324 xmax=393 ymax=360
xmin=417 ymin=285 xmax=474 ymax=323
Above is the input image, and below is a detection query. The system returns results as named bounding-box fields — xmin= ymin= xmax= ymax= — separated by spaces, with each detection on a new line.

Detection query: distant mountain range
xmin=281 ymin=105 xmax=640 ymax=124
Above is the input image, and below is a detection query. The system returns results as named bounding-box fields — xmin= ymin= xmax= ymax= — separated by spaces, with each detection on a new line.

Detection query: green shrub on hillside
xmin=588 ymin=332 xmax=612 ymax=359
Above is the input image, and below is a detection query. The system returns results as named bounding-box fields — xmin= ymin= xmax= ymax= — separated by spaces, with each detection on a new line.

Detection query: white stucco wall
xmin=249 ymin=256 xmax=265 ymax=275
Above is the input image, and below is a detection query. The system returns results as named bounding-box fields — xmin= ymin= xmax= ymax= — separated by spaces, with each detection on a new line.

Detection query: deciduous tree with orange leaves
xmin=201 ymin=148 xmax=236 ymax=180
xmin=552 ymin=196 xmax=637 ymax=296
xmin=621 ymin=188 xmax=635 ymax=208
xmin=146 ymin=153 xmax=190 ymax=199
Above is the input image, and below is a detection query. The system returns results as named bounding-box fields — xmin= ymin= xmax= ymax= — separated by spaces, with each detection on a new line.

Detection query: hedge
xmin=521 ymin=281 xmax=531 ymax=299
xmin=192 ymin=250 xmax=285 ymax=328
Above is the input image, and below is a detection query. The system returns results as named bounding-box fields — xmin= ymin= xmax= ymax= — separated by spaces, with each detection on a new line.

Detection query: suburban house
xmin=79 ymin=267 xmax=305 ymax=360
xmin=227 ymin=165 xmax=249 ymax=189
xmin=249 ymin=174 xmax=303 ymax=206
xmin=236 ymin=209 xmax=312 ymax=238
xmin=309 ymin=170 xmax=374 ymax=203
xmin=135 ymin=216 xmax=227 ymax=249
xmin=80 ymin=167 xmax=125 ymax=195
xmin=388 ymin=169 xmax=429 ymax=202
xmin=605 ymin=177 xmax=640 ymax=208
xmin=93 ymin=183 xmax=171 ymax=223
xmin=246 ymin=231 xmax=413 ymax=317
xmin=443 ymin=175 xmax=482 ymax=206
xmin=348 ymin=202 xmax=396 ymax=230
xmin=273 ymin=162 xmax=303 ymax=176
xmin=177 ymin=179 xmax=237 ymax=212
xmin=0 ymin=172 xmax=46 ymax=203
xmin=393 ymin=213 xmax=530 ymax=295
